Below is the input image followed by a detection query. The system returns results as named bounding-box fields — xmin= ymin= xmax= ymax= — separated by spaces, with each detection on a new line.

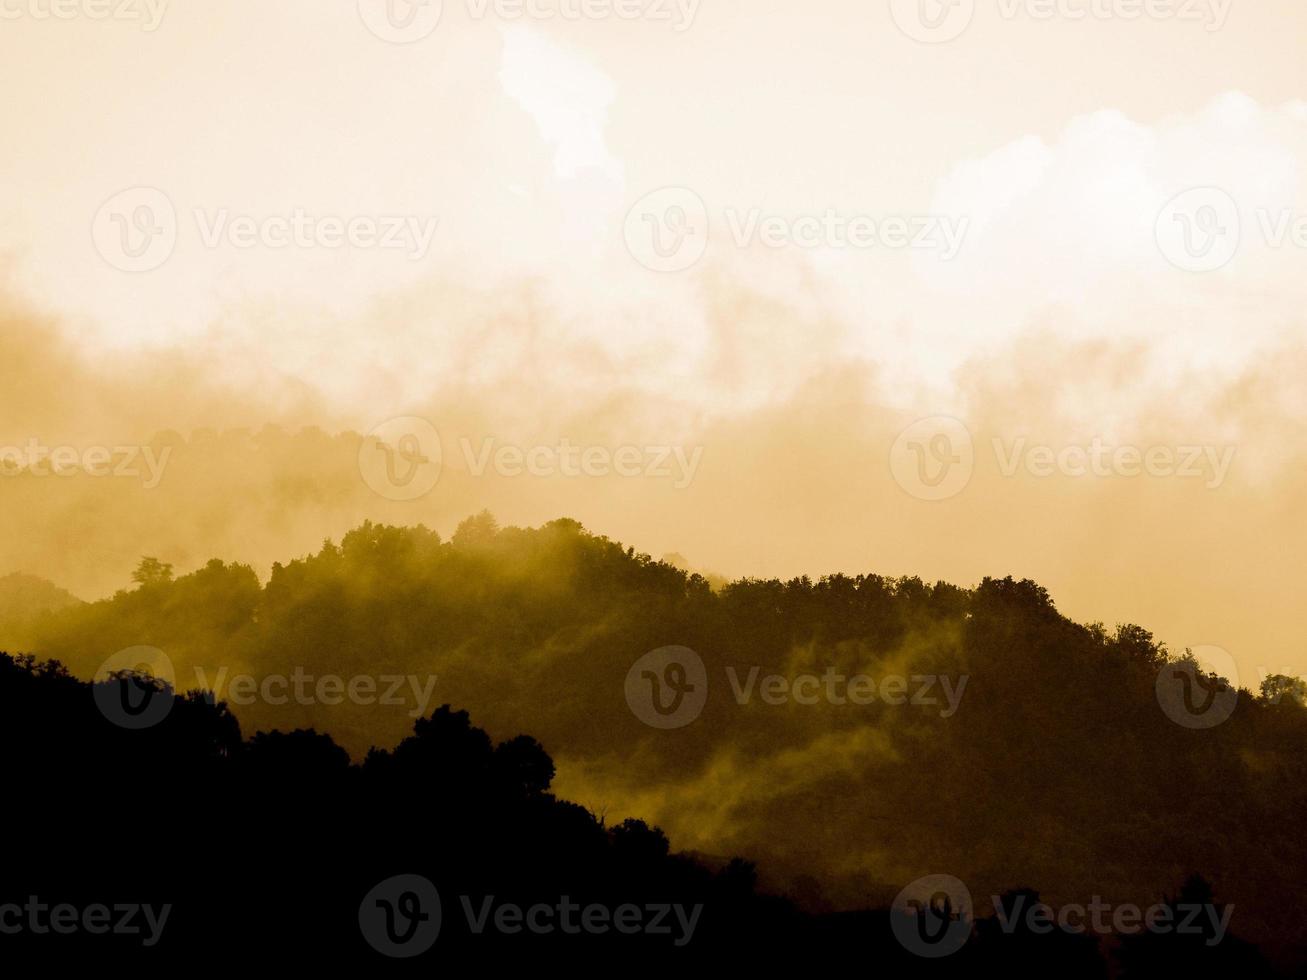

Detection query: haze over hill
xmin=8 ymin=515 xmax=1304 ymax=964
xmin=5 ymin=1 xmax=1307 ymax=970
xmin=4 ymin=646 xmax=1272 ymax=972
xmin=0 ymin=572 xmax=82 ymax=621
xmin=4 ymin=289 xmax=1306 ymax=694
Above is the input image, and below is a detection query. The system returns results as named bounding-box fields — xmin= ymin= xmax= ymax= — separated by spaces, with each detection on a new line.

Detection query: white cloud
xmin=498 ymin=25 xmax=623 ymax=186
xmin=911 ymin=92 xmax=1307 ymax=377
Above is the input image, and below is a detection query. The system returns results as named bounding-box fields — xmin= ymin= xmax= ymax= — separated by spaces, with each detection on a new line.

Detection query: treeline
xmin=0 ymin=652 xmax=1277 ymax=972
xmin=4 ymin=515 xmax=1307 ymax=967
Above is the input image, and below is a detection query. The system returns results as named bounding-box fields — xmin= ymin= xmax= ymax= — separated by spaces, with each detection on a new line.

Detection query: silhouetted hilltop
xmin=5 ymin=515 xmax=1305 ymax=969
xmin=0 ymin=572 xmax=83 ymax=650
xmin=0 ymin=571 xmax=82 ymax=618
xmin=0 ymin=651 xmax=1279 ymax=972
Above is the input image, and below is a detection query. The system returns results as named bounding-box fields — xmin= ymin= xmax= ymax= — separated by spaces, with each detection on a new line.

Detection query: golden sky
xmin=1 ymin=0 xmax=1306 ymax=687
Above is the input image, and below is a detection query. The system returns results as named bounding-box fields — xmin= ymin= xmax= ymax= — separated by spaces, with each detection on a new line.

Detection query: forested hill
xmin=6 ymin=514 xmax=1306 ymax=966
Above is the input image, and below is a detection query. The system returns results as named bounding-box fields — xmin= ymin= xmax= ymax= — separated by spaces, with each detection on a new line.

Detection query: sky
xmin=1 ymin=0 xmax=1306 ymax=686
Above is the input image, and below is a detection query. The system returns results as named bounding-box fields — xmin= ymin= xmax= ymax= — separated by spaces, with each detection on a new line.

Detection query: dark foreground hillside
xmin=0 ymin=652 xmax=1282 ymax=973
xmin=4 ymin=516 xmax=1307 ymax=971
